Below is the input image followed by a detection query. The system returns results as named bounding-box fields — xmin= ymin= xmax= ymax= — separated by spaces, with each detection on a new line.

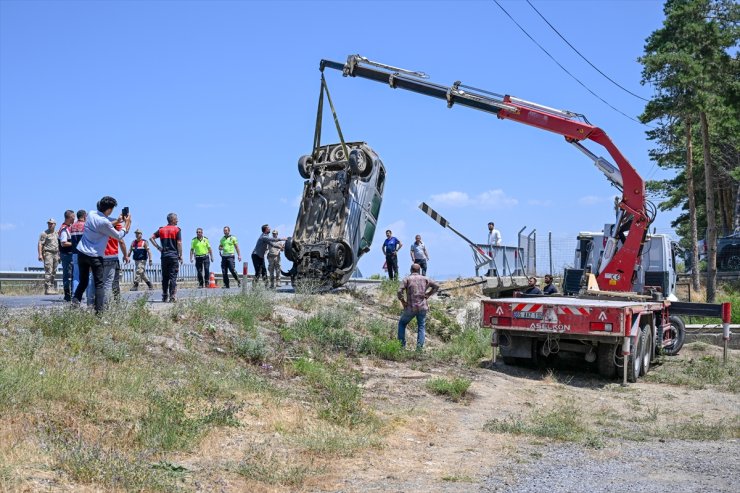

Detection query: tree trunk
xmin=700 ymin=111 xmax=717 ymax=302
xmin=685 ymin=120 xmax=701 ymax=291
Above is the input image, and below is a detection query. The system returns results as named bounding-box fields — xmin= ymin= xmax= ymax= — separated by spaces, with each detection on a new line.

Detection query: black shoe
xmin=198 ymin=284 xmax=204 ymax=289
xmin=222 ymin=285 xmax=230 ymax=289
xmin=146 ymin=282 xmax=153 ymax=289
xmin=130 ymin=286 xmax=138 ymax=291
xmin=162 ymin=295 xmax=168 ymax=303
xmin=237 ymin=281 xmax=242 ymax=288
xmin=169 ymin=296 xmax=177 ymax=303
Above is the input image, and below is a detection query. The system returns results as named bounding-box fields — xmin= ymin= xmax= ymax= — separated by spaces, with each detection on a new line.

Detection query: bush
xmin=234 ymin=336 xmax=268 ymax=363
xmin=426 ymin=377 xmax=471 ymax=402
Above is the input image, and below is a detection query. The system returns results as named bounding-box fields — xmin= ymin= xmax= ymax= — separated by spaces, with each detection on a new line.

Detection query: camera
xmin=122 ymin=206 xmax=129 ymax=218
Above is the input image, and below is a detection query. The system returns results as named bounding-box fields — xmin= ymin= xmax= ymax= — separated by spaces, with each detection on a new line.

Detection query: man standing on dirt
xmin=38 ymin=218 xmax=59 ymax=295
xmin=219 ymin=226 xmax=241 ymax=289
xmin=397 ymin=263 xmax=439 ymax=350
xmin=382 ymin=229 xmax=402 ymax=280
xmin=410 ymin=234 xmax=430 ymax=276
xmin=150 ymin=213 xmax=182 ymax=302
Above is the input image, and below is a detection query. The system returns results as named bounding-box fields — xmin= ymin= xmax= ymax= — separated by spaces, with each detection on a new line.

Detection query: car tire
xmin=663 ymin=315 xmax=685 ymax=356
xmin=349 ymin=149 xmax=373 ymax=178
xmin=298 ymin=155 xmax=313 ymax=179
xmin=329 ymin=241 xmax=353 ymax=269
xmin=721 ymin=250 xmax=740 ymax=271
xmin=284 ymin=238 xmax=300 ymax=262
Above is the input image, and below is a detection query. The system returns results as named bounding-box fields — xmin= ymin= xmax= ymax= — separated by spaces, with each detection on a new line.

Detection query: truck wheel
xmin=597 ymin=343 xmax=617 ymax=378
xmin=663 ymin=315 xmax=685 ymax=356
xmin=349 ymin=149 xmax=373 ymax=177
xmin=639 ymin=325 xmax=651 ymax=376
xmin=298 ymin=155 xmax=313 ymax=179
xmin=627 ymin=334 xmax=642 ymax=383
xmin=723 ymin=252 xmax=740 ymax=271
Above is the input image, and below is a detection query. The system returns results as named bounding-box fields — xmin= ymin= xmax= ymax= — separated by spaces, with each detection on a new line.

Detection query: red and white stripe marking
xmin=513 ymin=303 xmax=543 ymax=313
xmin=557 ymin=306 xmax=590 ymax=316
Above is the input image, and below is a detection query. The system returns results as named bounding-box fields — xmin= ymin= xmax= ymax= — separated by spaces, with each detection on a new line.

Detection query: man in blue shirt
xmin=543 ymin=274 xmax=558 ymax=295
xmin=72 ymin=196 xmax=131 ymax=313
xmin=382 ymin=229 xmax=403 ymax=280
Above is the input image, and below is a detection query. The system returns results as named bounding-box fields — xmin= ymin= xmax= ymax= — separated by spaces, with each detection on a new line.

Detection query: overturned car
xmin=284 ymin=141 xmax=385 ymax=288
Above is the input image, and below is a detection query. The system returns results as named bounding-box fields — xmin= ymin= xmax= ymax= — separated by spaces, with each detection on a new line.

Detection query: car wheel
xmin=349 ymin=149 xmax=373 ymax=178
xmin=284 ymin=238 xmax=300 ymax=262
xmin=329 ymin=145 xmax=346 ymax=162
xmin=298 ymin=155 xmax=313 ymax=179
xmin=329 ymin=242 xmax=352 ymax=269
xmin=723 ymin=251 xmax=740 ymax=271
xmin=663 ymin=315 xmax=685 ymax=356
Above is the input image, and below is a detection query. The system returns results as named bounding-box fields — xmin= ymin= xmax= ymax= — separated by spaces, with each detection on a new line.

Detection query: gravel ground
xmin=483 ymin=439 xmax=740 ymax=493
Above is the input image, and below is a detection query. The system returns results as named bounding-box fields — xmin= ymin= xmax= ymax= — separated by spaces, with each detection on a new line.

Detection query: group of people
xmin=39 ymin=196 xmax=288 ymax=313
xmin=381 ymin=230 xmax=431 ymax=280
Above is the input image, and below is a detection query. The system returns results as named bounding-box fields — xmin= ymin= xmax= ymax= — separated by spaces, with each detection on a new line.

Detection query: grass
xmin=433 ymin=327 xmax=492 ymax=366
xmin=236 ymin=443 xmax=316 ymax=486
xmin=643 ymin=351 xmax=739 ymax=391
xmin=289 ymin=422 xmax=383 ymax=456
xmin=426 ymin=377 xmax=472 ymax=402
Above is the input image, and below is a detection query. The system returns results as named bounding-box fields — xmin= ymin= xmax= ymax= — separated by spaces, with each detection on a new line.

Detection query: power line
xmin=492 ymin=0 xmax=646 ymax=126
xmin=526 ymin=0 xmax=650 ymax=102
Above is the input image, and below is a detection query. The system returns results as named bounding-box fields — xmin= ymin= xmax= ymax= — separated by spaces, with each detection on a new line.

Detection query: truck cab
xmin=569 ymin=225 xmax=678 ymax=300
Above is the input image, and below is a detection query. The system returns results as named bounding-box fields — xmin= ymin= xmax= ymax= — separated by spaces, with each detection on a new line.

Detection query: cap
xmin=47 ymin=218 xmax=56 ymax=223
xmin=134 ymin=229 xmax=142 ymax=233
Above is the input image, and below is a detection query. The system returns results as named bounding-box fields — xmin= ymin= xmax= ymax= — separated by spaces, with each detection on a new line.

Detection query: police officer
xmin=190 ymin=228 xmax=214 ymax=288
xmin=38 ymin=218 xmax=60 ymax=295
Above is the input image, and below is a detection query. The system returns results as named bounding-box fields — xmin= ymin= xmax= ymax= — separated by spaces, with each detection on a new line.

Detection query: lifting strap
xmin=312 ymin=74 xmax=349 ymax=161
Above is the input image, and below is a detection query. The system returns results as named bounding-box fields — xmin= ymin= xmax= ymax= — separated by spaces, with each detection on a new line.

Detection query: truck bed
xmin=481 ymin=296 xmax=668 ymax=338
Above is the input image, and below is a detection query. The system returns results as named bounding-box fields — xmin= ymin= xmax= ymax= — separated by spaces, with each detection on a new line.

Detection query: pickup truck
xmin=693 ymin=231 xmax=740 ymax=271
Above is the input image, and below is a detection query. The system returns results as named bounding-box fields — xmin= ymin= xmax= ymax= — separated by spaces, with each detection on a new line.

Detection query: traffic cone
xmin=208 ymin=272 xmax=217 ymax=288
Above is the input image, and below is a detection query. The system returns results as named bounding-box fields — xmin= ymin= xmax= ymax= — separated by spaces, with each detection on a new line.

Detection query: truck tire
xmin=329 ymin=241 xmax=353 ymax=269
xmin=298 ymin=155 xmax=313 ymax=179
xmin=597 ymin=343 xmax=617 ymax=378
xmin=663 ymin=315 xmax=685 ymax=356
xmin=639 ymin=325 xmax=651 ymax=376
xmin=627 ymin=333 xmax=642 ymax=383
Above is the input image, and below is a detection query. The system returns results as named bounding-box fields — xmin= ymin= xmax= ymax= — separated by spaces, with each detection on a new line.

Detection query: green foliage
xmin=48 ymin=431 xmax=180 ymax=492
xmin=433 ymin=327 xmax=491 ymax=366
xmin=280 ymin=308 xmax=357 ymax=352
xmin=427 ymin=305 xmax=462 ymax=342
xmin=426 ymin=377 xmax=471 ymax=402
xmin=378 ymin=278 xmax=400 ymax=298
xmin=292 ymin=357 xmax=370 ymax=427
xmin=30 ymin=308 xmax=98 ymax=339
xmin=359 ymin=337 xmax=407 ymax=361
xmin=234 ymin=336 xmax=268 ymax=363
xmin=644 ymin=352 xmax=738 ymax=391
xmin=236 ymin=443 xmax=315 ymax=486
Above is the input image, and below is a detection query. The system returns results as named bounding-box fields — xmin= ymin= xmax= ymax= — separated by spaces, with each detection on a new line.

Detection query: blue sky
xmin=0 ymin=0 xmax=676 ymax=278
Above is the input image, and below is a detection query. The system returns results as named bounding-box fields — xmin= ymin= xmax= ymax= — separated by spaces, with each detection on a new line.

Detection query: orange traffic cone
xmin=208 ymin=272 xmax=217 ymax=288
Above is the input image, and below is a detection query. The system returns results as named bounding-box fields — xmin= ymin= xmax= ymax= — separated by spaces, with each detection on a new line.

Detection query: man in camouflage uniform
xmin=267 ymin=229 xmax=284 ymax=288
xmin=38 ymin=218 xmax=60 ymax=295
xmin=129 ymin=229 xmax=154 ymax=291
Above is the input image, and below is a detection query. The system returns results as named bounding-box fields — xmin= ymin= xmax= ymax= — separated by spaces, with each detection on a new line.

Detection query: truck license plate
xmin=513 ymin=311 xmax=543 ymax=320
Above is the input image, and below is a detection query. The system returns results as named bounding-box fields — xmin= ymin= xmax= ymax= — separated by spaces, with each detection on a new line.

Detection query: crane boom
xmin=320 ymin=54 xmax=651 ymax=292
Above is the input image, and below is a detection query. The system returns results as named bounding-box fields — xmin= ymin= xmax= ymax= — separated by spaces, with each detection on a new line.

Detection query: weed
xmin=30 ymin=308 xmax=98 ymax=339
xmin=124 ymin=297 xmax=162 ymax=333
xmin=359 ymin=337 xmax=408 ymax=361
xmin=433 ymin=327 xmax=491 ymax=366
xmin=48 ymin=431 xmax=180 ymax=492
xmin=378 ymin=278 xmax=400 ymax=299
xmin=225 ymin=291 xmax=274 ymax=332
xmin=281 ymin=308 xmax=357 ymax=353
xmin=292 ymin=357 xmax=370 ymax=427
xmin=291 ymin=423 xmax=382 ymax=456
xmin=426 ymin=377 xmax=472 ymax=402
xmin=236 ymin=443 xmax=315 ymax=486
xmin=442 ymin=474 xmax=474 ymax=482
xmin=234 ymin=335 xmax=268 ymax=363
xmin=427 ymin=304 xmax=462 ymax=342
xmin=644 ymin=354 xmax=738 ymax=391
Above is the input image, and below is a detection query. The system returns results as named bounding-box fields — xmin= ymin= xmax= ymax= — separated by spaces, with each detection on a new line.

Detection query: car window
xmin=376 ymin=166 xmax=386 ymax=195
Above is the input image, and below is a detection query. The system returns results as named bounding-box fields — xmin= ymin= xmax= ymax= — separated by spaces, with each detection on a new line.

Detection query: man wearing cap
xmin=190 ymin=228 xmax=213 ymax=288
xmin=129 ymin=229 xmax=154 ymax=291
xmin=266 ymin=229 xmax=284 ymax=288
xmin=38 ymin=218 xmax=60 ymax=295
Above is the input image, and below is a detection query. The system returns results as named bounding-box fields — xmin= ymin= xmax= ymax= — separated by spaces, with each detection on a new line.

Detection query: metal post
xmin=722 ymin=302 xmax=731 ymax=364
xmin=622 ymin=336 xmax=630 ymax=386
xmin=242 ymin=262 xmax=248 ymax=294
xmin=492 ymin=329 xmax=498 ymax=364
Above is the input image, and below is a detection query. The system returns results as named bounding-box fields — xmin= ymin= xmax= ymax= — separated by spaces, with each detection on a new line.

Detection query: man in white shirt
xmin=487 ymin=222 xmax=502 ymax=247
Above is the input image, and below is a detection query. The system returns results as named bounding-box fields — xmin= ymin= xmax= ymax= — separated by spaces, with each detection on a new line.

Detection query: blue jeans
xmin=398 ymin=309 xmax=427 ymax=349
xmin=60 ymin=252 xmax=74 ymax=300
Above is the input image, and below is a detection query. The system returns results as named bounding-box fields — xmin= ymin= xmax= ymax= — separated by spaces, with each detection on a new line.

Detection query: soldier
xmin=251 ymin=224 xmax=285 ymax=286
xmin=190 ymin=228 xmax=213 ymax=288
xmin=129 ymin=229 xmax=154 ymax=291
xmin=267 ymin=229 xmax=284 ymax=288
xmin=38 ymin=218 xmax=60 ymax=295
xmin=58 ymin=210 xmax=75 ymax=301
